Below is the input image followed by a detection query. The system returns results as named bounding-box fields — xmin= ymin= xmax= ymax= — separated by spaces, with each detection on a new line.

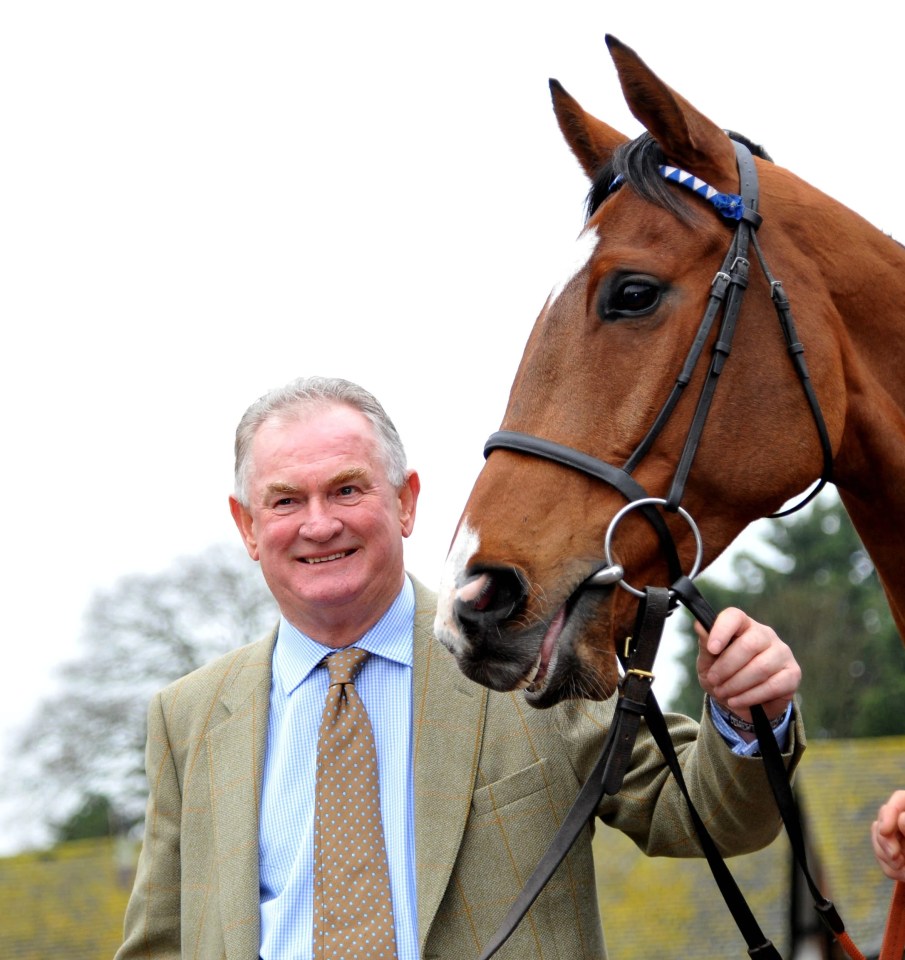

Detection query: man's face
xmin=230 ymin=403 xmax=419 ymax=645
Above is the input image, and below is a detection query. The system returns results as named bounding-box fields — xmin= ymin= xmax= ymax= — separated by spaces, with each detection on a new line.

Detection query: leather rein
xmin=476 ymin=142 xmax=900 ymax=960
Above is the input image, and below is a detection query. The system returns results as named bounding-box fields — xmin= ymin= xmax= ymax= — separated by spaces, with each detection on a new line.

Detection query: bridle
xmin=476 ymin=141 xmax=871 ymax=960
xmin=484 ymin=139 xmax=835 ymax=600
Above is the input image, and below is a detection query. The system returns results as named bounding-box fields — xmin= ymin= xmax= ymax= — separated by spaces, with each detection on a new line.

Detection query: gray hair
xmin=233 ymin=376 xmax=408 ymax=505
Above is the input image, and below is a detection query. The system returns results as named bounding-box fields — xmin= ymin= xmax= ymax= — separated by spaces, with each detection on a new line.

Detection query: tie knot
xmin=324 ymin=647 xmax=370 ymax=685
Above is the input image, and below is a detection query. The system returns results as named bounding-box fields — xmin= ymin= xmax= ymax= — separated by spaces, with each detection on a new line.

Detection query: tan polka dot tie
xmin=313 ymin=647 xmax=398 ymax=960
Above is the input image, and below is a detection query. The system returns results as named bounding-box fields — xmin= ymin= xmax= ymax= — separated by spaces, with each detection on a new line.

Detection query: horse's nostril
xmin=454 ymin=568 xmax=528 ymax=631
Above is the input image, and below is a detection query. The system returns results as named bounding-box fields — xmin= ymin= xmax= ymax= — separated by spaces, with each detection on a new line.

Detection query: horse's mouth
xmin=484 ymin=571 xmax=621 ymax=708
xmin=514 ymin=606 xmax=567 ymax=692
xmin=516 ymin=579 xmax=619 ymax=708
xmin=436 ymin=560 xmax=621 ymax=707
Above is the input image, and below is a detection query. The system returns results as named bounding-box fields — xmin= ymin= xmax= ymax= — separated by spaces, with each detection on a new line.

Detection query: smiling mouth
xmin=300 ymin=550 xmax=353 ymax=564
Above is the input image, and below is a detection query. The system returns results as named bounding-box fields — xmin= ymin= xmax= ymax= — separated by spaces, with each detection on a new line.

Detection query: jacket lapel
xmin=207 ymin=632 xmax=275 ymax=960
xmin=200 ymin=587 xmax=485 ymax=957
xmin=411 ymin=579 xmax=487 ymax=948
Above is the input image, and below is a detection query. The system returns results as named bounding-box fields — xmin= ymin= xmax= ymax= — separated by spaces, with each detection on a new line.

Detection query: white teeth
xmin=303 ymin=552 xmax=347 ymax=564
xmin=517 ymin=606 xmax=567 ymax=691
xmin=514 ymin=651 xmax=543 ymax=689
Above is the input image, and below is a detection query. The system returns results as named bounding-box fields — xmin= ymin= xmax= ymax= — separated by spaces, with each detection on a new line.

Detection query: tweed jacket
xmin=116 ymin=577 xmax=804 ymax=960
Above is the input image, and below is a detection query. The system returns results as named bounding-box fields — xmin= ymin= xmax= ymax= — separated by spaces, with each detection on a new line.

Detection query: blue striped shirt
xmin=258 ymin=576 xmax=418 ymax=960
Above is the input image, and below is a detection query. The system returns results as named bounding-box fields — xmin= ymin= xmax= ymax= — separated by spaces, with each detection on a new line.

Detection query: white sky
xmin=2 ymin=2 xmax=902 ymax=853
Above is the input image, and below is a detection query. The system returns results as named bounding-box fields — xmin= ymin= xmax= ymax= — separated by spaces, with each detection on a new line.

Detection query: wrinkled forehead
xmin=250 ymin=401 xmax=390 ymax=486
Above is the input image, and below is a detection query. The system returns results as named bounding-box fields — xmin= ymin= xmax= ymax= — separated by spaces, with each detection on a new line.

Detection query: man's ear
xmin=399 ymin=470 xmax=420 ymax=538
xmin=229 ymin=495 xmax=260 ymax=560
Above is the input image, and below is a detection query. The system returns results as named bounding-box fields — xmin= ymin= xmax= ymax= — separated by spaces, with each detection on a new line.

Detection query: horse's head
xmin=435 ymin=36 xmax=846 ymax=706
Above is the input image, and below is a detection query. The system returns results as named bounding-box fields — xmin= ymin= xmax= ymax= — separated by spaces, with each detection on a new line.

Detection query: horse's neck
xmin=837 ymin=409 xmax=905 ymax=639
xmin=840 ymin=489 xmax=905 ymax=637
xmin=825 ymin=219 xmax=905 ymax=636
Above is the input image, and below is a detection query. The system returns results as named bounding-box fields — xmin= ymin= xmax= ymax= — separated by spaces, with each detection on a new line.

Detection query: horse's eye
xmin=598 ymin=276 xmax=661 ymax=321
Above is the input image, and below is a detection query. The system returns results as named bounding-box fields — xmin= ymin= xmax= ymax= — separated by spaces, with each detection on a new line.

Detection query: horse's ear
xmin=549 ymin=78 xmax=628 ymax=179
xmin=605 ymin=34 xmax=737 ymax=187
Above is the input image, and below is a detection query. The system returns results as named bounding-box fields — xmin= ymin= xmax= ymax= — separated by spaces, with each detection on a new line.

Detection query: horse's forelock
xmin=584 ymin=130 xmax=773 ymax=224
xmin=585 ymin=133 xmax=688 ymax=222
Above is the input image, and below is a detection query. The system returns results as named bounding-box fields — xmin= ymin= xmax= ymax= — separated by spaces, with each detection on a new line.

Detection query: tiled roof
xmin=0 ymin=836 xmax=135 ymax=960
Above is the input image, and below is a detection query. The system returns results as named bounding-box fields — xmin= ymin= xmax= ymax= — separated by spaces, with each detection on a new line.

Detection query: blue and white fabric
xmin=258 ymin=577 xmax=418 ymax=960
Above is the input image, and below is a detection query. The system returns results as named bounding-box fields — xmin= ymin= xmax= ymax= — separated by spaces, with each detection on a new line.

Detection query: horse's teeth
xmin=515 ymin=651 xmax=543 ymax=688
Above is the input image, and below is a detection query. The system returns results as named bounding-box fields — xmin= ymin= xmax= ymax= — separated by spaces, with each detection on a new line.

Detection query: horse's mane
xmin=585 ymin=130 xmax=773 ymax=224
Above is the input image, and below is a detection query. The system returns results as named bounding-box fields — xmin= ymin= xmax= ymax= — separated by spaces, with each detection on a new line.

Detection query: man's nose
xmin=298 ymin=502 xmax=342 ymax=541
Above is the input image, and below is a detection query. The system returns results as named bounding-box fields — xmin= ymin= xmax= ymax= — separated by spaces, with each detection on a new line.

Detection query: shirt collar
xmin=273 ymin=575 xmax=415 ymax=697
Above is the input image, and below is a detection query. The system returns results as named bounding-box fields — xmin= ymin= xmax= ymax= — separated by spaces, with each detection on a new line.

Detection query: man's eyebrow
xmin=264 ymin=481 xmax=303 ymax=497
xmin=329 ymin=467 xmax=370 ymax=486
xmin=261 ymin=468 xmax=371 ymax=501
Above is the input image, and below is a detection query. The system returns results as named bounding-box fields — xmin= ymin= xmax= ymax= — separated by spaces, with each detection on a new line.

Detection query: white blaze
xmin=547 ymin=226 xmax=599 ymax=308
xmin=434 ymin=519 xmax=480 ymax=654
xmin=433 ymin=230 xmax=597 ymax=653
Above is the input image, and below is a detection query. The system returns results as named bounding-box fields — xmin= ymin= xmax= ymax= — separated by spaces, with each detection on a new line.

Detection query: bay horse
xmin=434 ymin=35 xmax=905 ymax=708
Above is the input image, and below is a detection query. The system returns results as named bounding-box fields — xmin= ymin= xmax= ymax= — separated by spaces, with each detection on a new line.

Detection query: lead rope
xmin=478 ymin=586 xmax=785 ymax=959
xmin=480 ymin=575 xmax=899 ymax=959
xmin=628 ymin=589 xmax=783 ymax=959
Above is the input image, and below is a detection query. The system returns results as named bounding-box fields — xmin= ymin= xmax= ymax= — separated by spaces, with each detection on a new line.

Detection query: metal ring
xmin=603 ymin=498 xmax=704 ymax=598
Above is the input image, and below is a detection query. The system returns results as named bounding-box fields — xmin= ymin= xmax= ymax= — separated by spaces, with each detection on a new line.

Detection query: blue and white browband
xmin=611 ymin=165 xmax=747 ymax=221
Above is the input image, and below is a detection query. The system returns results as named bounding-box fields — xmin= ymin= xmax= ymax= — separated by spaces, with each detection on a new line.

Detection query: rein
xmin=480 ymin=576 xmax=898 ymax=960
xmin=476 ymin=142 xmax=898 ymax=959
xmin=477 ymin=581 xmax=857 ymax=960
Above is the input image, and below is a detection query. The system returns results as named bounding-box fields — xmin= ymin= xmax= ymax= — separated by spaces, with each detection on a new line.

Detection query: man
xmin=116 ymin=376 xmax=805 ymax=960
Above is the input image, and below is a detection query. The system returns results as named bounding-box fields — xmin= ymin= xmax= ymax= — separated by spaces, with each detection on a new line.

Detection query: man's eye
xmin=338 ymin=486 xmax=356 ymax=497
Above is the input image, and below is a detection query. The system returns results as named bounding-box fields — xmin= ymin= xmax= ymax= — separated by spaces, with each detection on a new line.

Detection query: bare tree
xmin=7 ymin=543 xmax=276 ymax=839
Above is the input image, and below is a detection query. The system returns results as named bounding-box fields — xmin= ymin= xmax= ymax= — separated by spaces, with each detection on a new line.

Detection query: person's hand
xmin=695 ymin=607 xmax=800 ymax=739
xmin=872 ymin=790 xmax=905 ymax=882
